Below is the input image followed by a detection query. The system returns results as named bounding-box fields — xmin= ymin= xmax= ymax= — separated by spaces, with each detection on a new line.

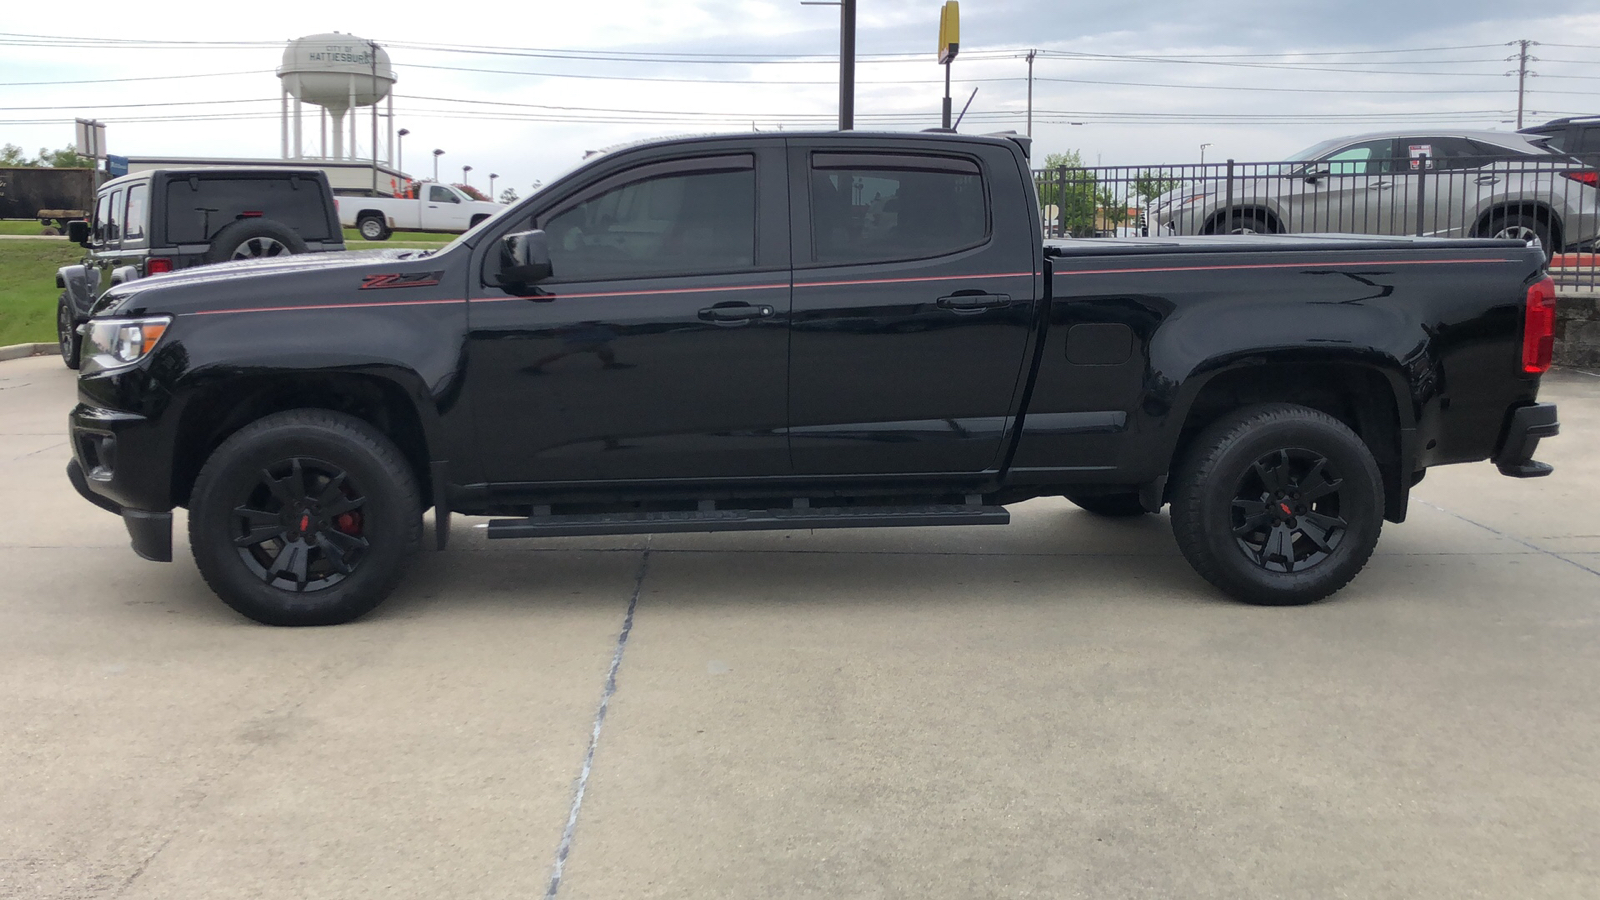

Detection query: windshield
xmin=1285 ymin=138 xmax=1351 ymax=162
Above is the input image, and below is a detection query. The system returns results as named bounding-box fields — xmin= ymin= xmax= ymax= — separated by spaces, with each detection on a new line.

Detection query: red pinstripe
xmin=1057 ymin=258 xmax=1520 ymax=276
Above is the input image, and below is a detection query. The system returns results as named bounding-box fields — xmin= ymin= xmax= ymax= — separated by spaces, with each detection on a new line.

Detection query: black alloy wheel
xmin=232 ymin=457 xmax=370 ymax=592
xmin=1229 ymin=448 xmax=1347 ymax=573
xmin=188 ymin=409 xmax=421 ymax=626
xmin=1171 ymin=403 xmax=1383 ymax=606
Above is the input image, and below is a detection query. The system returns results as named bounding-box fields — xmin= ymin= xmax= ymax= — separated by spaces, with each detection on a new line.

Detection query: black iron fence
xmin=1032 ymin=155 xmax=1600 ymax=290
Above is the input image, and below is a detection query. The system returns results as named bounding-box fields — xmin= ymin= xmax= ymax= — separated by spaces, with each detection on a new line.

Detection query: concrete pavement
xmin=2 ymin=353 xmax=1597 ymax=899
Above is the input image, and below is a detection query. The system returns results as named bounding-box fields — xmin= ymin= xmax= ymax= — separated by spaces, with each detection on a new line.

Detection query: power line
xmin=0 ymin=69 xmax=268 ymax=87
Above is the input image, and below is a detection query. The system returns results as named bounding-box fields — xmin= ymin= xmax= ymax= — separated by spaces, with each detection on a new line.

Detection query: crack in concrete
xmin=1418 ymin=500 xmax=1600 ymax=579
xmin=544 ymin=543 xmax=651 ymax=900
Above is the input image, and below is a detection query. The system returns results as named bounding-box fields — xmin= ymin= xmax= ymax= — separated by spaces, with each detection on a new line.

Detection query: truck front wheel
xmin=57 ymin=293 xmax=81 ymax=369
xmin=1170 ymin=404 xmax=1383 ymax=606
xmin=188 ymin=410 xmax=422 ymax=626
xmin=357 ymin=215 xmax=391 ymax=241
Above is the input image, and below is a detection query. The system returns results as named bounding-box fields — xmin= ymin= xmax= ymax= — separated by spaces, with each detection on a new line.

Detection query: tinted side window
xmin=93 ymin=193 xmax=112 ymax=243
xmin=107 ymin=190 xmax=126 ymax=242
xmin=809 ymin=156 xmax=987 ymax=264
xmin=1397 ymin=137 xmax=1482 ymax=171
xmin=542 ymin=165 xmax=756 ymax=281
xmin=123 ymin=184 xmax=149 ymax=241
xmin=164 ymin=177 xmax=331 ymax=243
xmin=429 ymin=185 xmax=456 ymax=203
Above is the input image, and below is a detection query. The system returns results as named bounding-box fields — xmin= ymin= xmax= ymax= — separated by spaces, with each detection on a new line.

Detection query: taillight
xmin=1561 ymin=170 xmax=1599 ymax=187
xmin=145 ymin=258 xmax=173 ymax=275
xmin=1522 ymin=276 xmax=1557 ymax=375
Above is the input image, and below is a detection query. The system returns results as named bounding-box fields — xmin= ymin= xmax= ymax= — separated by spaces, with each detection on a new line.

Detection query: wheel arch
xmin=1472 ymin=201 xmax=1565 ymax=250
xmin=170 ymin=369 xmax=436 ymax=510
xmin=56 ymin=264 xmax=99 ymax=318
xmin=1201 ymin=205 xmax=1284 ymax=235
xmin=1162 ymin=357 xmax=1414 ymax=522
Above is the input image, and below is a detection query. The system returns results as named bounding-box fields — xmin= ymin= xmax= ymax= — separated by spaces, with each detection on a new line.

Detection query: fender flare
xmin=54 ymin=264 xmax=100 ymax=319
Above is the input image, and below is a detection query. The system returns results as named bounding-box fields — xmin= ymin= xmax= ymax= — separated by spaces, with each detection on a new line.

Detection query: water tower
xmin=278 ymin=33 xmax=396 ymax=163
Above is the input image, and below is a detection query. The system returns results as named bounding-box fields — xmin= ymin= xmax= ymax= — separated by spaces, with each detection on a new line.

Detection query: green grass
xmin=0 ymin=240 xmax=81 ymax=346
xmin=341 ymin=227 xmax=451 ymax=243
xmin=0 ymin=219 xmax=63 ymax=236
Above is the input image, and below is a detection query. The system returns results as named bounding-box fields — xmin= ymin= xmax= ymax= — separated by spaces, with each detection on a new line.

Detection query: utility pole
xmin=840 ymin=0 xmax=855 ymax=130
xmin=370 ymin=40 xmax=380 ymax=196
xmin=1026 ymin=49 xmax=1036 ymax=138
xmin=1512 ymin=39 xmax=1534 ymax=129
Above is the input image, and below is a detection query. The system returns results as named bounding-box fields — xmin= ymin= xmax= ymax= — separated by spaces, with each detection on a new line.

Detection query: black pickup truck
xmin=65 ymin=131 xmax=1561 ymax=626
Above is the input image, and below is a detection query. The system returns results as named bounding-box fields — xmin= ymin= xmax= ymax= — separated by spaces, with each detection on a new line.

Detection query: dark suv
xmin=1520 ymin=116 xmax=1600 ymax=169
xmin=56 ymin=167 xmax=345 ymax=368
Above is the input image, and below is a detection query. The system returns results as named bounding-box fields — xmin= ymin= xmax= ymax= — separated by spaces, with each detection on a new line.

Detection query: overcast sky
xmin=3 ymin=1 xmax=1598 ymax=196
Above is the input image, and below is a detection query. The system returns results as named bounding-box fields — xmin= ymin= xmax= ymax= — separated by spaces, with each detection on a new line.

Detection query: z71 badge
xmin=360 ymin=272 xmax=443 ymax=290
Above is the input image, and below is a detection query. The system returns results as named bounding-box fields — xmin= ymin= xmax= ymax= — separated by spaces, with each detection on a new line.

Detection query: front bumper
xmin=67 ymin=459 xmax=172 ymax=561
xmin=1494 ymin=402 xmax=1559 ymax=478
xmin=68 ymin=402 xmax=175 ymax=562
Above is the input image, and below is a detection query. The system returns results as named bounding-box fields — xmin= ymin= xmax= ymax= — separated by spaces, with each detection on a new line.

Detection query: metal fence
xmin=1032 ymin=155 xmax=1600 ymax=290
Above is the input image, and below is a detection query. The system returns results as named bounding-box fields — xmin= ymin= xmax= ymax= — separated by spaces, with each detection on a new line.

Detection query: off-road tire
xmin=1170 ymin=403 xmax=1383 ymax=606
xmin=1066 ymin=492 xmax=1149 ymax=517
xmin=204 ymin=219 xmax=308 ymax=264
xmin=188 ymin=410 xmax=422 ymax=626
xmin=57 ymin=293 xmax=81 ymax=370
xmin=357 ymin=215 xmax=391 ymax=241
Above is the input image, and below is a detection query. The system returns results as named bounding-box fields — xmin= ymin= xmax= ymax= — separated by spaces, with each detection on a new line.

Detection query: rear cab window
xmin=806 ymin=152 xmax=988 ymax=265
xmin=164 ymin=175 xmax=332 ymax=244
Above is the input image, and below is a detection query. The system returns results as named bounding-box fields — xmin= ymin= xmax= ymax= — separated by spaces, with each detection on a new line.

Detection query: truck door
xmin=465 ymin=143 xmax=792 ymax=486
xmin=785 ymin=140 xmax=1038 ymax=475
xmin=424 ymin=184 xmax=468 ymax=230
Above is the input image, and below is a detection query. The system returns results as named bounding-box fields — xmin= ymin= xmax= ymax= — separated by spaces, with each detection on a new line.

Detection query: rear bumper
xmin=1494 ymin=402 xmax=1559 ymax=478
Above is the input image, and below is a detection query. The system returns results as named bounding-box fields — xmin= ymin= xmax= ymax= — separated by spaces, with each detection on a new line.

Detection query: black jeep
xmin=56 ymin=167 xmax=345 ymax=368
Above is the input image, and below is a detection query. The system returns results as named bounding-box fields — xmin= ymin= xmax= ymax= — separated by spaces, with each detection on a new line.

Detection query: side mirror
xmin=500 ymin=230 xmax=553 ymax=287
xmin=1304 ymin=164 xmax=1331 ymax=184
xmin=67 ymin=219 xmax=90 ymax=246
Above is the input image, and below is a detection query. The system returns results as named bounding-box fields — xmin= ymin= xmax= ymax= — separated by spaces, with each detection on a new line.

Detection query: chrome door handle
xmin=1475 ymin=176 xmax=1501 ymax=185
xmin=1368 ymin=182 xmax=1393 ymax=191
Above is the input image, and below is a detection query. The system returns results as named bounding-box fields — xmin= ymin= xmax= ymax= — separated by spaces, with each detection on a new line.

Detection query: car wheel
xmin=204 ymin=219 xmax=309 ymax=265
xmin=1210 ymin=211 xmax=1275 ymax=235
xmin=469 ymin=214 xmax=490 ymax=228
xmin=1488 ymin=212 xmax=1555 ymax=258
xmin=188 ymin=410 xmax=422 ymax=626
xmin=1170 ymin=403 xmax=1383 ymax=606
xmin=57 ymin=293 xmax=82 ymax=370
xmin=1066 ymin=492 xmax=1149 ymax=517
xmin=357 ymin=216 xmax=390 ymax=241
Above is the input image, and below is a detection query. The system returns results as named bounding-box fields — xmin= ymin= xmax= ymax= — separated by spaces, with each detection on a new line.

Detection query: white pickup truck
xmin=337 ymin=183 xmax=504 ymax=240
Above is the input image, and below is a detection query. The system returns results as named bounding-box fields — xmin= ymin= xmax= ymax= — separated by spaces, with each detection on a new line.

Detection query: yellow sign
xmin=938 ymin=1 xmax=960 ymax=65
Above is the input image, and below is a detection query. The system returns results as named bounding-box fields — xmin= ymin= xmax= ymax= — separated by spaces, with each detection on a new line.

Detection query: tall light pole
xmin=396 ymin=128 xmax=409 ymax=174
xmin=462 ymin=164 xmax=472 ymax=187
xmin=432 ymin=148 xmax=443 ymax=182
xmin=1200 ymin=143 xmax=1213 ymax=165
xmin=489 ymin=173 xmax=498 ymax=199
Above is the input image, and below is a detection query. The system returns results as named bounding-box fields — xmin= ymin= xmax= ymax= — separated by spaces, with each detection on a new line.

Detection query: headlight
xmin=82 ymin=316 xmax=171 ymax=374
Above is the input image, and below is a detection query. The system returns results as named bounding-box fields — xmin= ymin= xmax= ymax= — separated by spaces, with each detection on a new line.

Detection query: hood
xmin=93 ymin=247 xmax=444 ymax=315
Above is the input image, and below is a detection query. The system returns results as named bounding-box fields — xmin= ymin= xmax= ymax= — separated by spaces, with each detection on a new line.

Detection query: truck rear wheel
xmin=1170 ymin=403 xmax=1383 ymax=606
xmin=188 ymin=410 xmax=422 ymax=626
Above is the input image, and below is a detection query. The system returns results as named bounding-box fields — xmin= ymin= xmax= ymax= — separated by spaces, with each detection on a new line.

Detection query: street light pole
xmin=462 ymin=164 xmax=472 ymax=187
xmin=432 ymin=148 xmax=443 ymax=182
xmin=1200 ymin=143 xmax=1213 ymax=165
xmin=839 ymin=0 xmax=855 ymax=130
xmin=489 ymin=173 xmax=498 ymax=199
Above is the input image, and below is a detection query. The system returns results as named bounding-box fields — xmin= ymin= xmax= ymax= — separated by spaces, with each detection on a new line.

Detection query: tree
xmin=38 ymin=144 xmax=94 ymax=168
xmin=1 ymin=143 xmax=34 ymax=166
xmin=453 ymin=183 xmax=491 ymax=202
xmin=499 ymin=187 xmax=519 ymax=204
xmin=1033 ymin=150 xmax=1101 ymax=237
xmin=1131 ymin=170 xmax=1181 ymax=206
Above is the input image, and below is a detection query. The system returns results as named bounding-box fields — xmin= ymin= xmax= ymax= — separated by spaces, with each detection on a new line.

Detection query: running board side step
xmin=484 ymin=504 xmax=1009 ymax=539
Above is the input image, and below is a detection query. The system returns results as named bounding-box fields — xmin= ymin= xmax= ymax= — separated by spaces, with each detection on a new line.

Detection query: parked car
xmin=1520 ymin=115 xmax=1600 ymax=169
xmin=65 ymin=131 xmax=1559 ymax=626
xmin=55 ymin=167 xmax=344 ymax=369
xmin=1149 ymin=130 xmax=1600 ymax=254
xmin=337 ymin=182 xmax=503 ymax=240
